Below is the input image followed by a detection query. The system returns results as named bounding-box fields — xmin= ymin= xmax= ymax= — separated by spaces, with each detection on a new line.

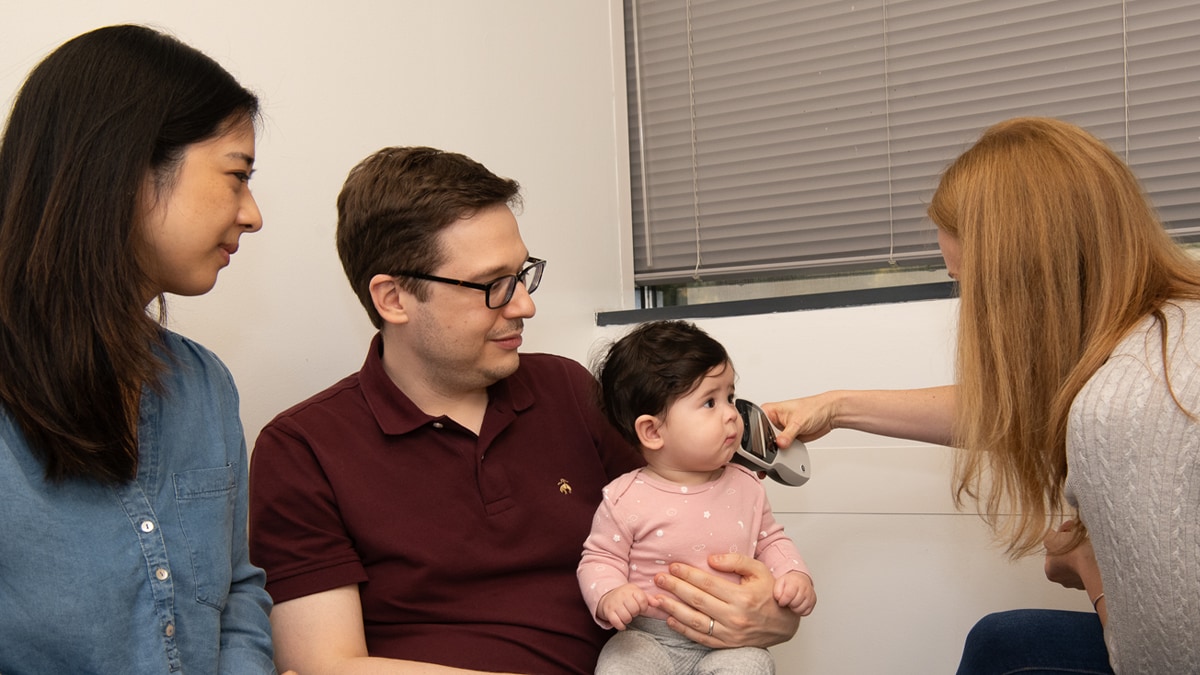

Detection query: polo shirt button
xmin=432 ymin=422 xmax=444 ymax=429
xmin=165 ymin=623 xmax=175 ymax=637
xmin=155 ymin=568 xmax=170 ymax=581
xmin=140 ymin=520 xmax=155 ymax=533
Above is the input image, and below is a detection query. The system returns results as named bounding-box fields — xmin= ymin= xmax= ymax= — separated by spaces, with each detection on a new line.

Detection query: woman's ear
xmin=368 ymin=274 xmax=410 ymax=326
xmin=634 ymin=414 xmax=665 ymax=450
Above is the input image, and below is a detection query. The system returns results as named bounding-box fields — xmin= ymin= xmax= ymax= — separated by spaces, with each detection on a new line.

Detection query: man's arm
xmin=271 ymin=585 xmax=518 ymax=675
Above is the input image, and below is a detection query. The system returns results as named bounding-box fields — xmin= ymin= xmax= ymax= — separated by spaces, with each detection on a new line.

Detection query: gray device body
xmin=732 ymin=399 xmax=811 ymax=487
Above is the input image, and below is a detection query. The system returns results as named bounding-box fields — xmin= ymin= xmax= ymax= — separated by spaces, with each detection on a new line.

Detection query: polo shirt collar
xmin=358 ymin=332 xmax=536 ymax=436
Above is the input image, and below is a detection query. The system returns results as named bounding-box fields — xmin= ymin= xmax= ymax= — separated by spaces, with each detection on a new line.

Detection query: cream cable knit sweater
xmin=1067 ymin=300 xmax=1200 ymax=673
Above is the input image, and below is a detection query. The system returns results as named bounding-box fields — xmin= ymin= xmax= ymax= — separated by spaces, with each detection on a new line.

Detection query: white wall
xmin=2 ymin=3 xmax=1087 ymax=672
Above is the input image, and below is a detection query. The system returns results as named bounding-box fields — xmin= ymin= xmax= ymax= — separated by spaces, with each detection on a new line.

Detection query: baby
xmin=578 ymin=320 xmax=815 ymax=674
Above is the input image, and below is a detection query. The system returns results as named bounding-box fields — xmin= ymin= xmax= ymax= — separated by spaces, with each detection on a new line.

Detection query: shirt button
xmin=140 ymin=520 xmax=155 ymax=533
xmin=165 ymin=623 xmax=175 ymax=637
xmin=155 ymin=568 xmax=170 ymax=581
xmin=432 ymin=422 xmax=444 ymax=429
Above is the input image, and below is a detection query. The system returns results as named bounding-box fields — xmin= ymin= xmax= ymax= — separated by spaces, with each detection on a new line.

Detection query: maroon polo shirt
xmin=249 ymin=334 xmax=642 ymax=674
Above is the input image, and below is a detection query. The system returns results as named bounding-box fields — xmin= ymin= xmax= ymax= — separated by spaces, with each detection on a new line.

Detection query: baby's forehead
xmin=687 ymin=361 xmax=737 ymax=390
xmin=706 ymin=360 xmax=736 ymax=379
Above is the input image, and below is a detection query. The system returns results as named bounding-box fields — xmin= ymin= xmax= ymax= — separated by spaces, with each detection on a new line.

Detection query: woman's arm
xmin=1043 ymin=521 xmax=1107 ymax=625
xmin=763 ymin=385 xmax=958 ymax=448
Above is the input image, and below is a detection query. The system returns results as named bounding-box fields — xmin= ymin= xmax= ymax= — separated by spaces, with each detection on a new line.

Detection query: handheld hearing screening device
xmin=731 ymin=399 xmax=811 ymax=487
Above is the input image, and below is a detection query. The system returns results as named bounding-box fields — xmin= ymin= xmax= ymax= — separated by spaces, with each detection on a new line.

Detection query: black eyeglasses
xmin=393 ymin=257 xmax=546 ymax=309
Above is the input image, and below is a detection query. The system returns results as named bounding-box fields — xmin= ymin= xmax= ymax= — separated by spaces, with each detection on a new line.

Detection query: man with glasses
xmin=248 ymin=147 xmax=799 ymax=674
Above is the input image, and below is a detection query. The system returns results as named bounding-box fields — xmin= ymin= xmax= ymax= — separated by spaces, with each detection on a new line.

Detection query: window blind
xmin=626 ymin=0 xmax=1200 ymax=286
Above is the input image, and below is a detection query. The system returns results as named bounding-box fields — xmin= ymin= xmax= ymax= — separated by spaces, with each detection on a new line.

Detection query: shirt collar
xmin=358 ymin=332 xmax=535 ymax=436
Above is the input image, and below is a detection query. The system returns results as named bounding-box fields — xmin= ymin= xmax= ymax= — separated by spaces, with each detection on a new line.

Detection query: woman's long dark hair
xmin=0 ymin=25 xmax=259 ymax=484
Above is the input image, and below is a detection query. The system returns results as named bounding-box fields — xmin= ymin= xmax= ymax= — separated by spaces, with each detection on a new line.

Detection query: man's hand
xmin=650 ymin=553 xmax=800 ymax=649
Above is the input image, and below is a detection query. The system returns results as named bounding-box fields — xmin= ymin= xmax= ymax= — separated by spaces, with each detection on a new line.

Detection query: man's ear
xmin=634 ymin=414 xmax=665 ymax=450
xmin=368 ymin=274 xmax=411 ymax=326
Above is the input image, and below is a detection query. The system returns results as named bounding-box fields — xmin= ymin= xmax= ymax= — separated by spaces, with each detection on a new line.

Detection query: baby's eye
xmin=703 ymin=398 xmax=715 ymax=408
xmin=727 ymin=394 xmax=737 ymax=404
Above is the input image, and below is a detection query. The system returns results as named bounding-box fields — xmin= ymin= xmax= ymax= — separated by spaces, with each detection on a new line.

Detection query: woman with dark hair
xmin=764 ymin=117 xmax=1200 ymax=673
xmin=0 ymin=25 xmax=279 ymax=672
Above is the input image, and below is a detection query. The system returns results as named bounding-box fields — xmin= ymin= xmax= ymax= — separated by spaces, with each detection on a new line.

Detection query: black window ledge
xmin=595 ymin=282 xmax=957 ymax=326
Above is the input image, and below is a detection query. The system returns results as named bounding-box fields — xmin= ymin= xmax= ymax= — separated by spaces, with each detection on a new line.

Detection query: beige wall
xmin=2 ymin=3 xmax=1086 ymax=672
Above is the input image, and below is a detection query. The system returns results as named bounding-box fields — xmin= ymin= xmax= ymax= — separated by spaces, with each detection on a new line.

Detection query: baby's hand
xmin=774 ymin=571 xmax=816 ymax=616
xmin=597 ymin=582 xmax=650 ymax=630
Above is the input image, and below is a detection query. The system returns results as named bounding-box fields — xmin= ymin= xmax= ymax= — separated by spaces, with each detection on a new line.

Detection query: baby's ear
xmin=634 ymin=414 xmax=664 ymax=450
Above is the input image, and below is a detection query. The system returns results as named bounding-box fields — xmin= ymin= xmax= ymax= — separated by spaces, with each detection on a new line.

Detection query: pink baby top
xmin=577 ymin=463 xmax=809 ymax=628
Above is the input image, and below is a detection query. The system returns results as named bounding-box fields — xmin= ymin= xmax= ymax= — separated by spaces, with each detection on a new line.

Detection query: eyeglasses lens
xmin=486 ymin=261 xmax=545 ymax=309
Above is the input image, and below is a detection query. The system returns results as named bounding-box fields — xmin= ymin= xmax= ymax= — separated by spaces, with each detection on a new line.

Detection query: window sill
xmin=595 ymin=282 xmax=957 ymax=326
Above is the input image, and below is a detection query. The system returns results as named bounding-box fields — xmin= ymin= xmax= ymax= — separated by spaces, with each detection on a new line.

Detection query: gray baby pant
xmin=595 ymin=616 xmax=775 ymax=675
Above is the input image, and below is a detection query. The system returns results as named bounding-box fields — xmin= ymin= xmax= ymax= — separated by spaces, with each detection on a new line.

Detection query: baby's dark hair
xmin=595 ymin=320 xmax=731 ymax=447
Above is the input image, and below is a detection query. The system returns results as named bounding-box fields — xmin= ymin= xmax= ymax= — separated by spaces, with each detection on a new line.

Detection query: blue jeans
xmin=956 ymin=609 xmax=1114 ymax=675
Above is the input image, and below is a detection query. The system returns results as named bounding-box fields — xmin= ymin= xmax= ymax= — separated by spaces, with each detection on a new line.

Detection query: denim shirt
xmin=0 ymin=331 xmax=276 ymax=674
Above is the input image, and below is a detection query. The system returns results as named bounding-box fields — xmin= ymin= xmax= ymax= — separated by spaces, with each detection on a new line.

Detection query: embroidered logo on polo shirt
xmin=558 ymin=478 xmax=572 ymax=495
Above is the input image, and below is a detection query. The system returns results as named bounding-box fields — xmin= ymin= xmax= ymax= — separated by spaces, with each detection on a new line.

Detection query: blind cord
xmin=1122 ymin=0 xmax=1130 ymax=161
xmin=883 ymin=0 xmax=896 ymax=266
xmin=687 ymin=0 xmax=703 ymax=280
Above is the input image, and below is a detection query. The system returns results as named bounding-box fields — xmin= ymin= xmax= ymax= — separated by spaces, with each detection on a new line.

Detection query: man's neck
xmin=379 ymin=338 xmax=489 ymax=435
